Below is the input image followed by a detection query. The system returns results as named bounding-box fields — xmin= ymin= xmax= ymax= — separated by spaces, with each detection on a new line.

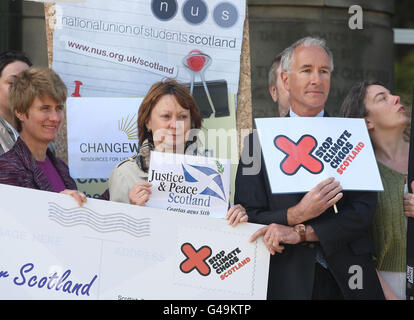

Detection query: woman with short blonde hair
xmin=0 ymin=67 xmax=86 ymax=206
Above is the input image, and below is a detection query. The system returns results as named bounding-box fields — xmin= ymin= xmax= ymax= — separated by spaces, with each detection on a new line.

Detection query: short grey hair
xmin=281 ymin=37 xmax=334 ymax=73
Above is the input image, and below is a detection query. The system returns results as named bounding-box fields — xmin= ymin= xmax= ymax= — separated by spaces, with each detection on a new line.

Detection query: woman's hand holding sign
xmin=225 ymin=204 xmax=248 ymax=226
xmin=128 ymin=182 xmax=152 ymax=206
xmin=60 ymin=189 xmax=87 ymax=206
xmin=287 ymin=177 xmax=343 ymax=225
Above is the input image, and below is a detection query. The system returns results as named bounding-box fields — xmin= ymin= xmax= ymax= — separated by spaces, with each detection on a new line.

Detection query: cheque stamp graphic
xmin=175 ymin=225 xmax=259 ymax=297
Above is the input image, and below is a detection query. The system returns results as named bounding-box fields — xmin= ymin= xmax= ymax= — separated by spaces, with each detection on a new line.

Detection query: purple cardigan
xmin=0 ymin=137 xmax=77 ymax=192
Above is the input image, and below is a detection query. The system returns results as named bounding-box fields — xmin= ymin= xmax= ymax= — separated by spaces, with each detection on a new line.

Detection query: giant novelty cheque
xmin=0 ymin=183 xmax=269 ymax=299
xmin=255 ymin=117 xmax=384 ymax=193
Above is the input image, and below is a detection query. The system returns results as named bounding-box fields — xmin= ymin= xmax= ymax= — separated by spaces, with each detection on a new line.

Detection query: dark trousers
xmin=311 ymin=263 xmax=344 ymax=300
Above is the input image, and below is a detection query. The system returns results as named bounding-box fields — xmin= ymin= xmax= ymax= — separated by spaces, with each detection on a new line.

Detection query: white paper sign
xmin=66 ymin=97 xmax=142 ymax=178
xmin=255 ymin=117 xmax=383 ymax=194
xmin=146 ymin=151 xmax=230 ymax=218
xmin=0 ymin=183 xmax=269 ymax=299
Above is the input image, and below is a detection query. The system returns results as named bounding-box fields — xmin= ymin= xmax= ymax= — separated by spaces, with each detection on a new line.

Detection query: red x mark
xmin=274 ymin=134 xmax=323 ymax=175
xmin=180 ymin=243 xmax=212 ymax=276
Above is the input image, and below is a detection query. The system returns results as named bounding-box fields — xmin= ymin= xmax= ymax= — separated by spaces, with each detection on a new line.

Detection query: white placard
xmin=255 ymin=117 xmax=383 ymax=194
xmin=0 ymin=183 xmax=269 ymax=299
xmin=146 ymin=151 xmax=230 ymax=218
xmin=66 ymin=97 xmax=142 ymax=178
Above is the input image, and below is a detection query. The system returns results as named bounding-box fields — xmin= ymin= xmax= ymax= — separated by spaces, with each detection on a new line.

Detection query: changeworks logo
xmin=78 ymin=114 xmax=139 ymax=155
xmin=118 ymin=114 xmax=138 ymax=140
xmin=179 ymin=243 xmax=251 ymax=280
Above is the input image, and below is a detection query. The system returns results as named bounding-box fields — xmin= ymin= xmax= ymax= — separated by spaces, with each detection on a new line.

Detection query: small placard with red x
xmin=254 ymin=117 xmax=383 ymax=194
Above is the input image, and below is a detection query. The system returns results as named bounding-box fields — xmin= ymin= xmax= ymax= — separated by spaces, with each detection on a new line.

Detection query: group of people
xmin=0 ymin=51 xmax=247 ymax=222
xmin=0 ymin=35 xmax=411 ymax=300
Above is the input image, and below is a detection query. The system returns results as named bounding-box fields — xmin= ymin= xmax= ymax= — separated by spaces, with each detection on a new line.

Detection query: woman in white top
xmin=108 ymin=79 xmax=246 ymax=224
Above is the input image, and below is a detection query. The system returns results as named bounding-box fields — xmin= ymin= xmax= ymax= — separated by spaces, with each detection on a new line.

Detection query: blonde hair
xmin=9 ymin=67 xmax=67 ymax=132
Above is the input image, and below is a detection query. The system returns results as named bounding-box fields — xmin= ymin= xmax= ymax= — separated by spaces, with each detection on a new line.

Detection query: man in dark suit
xmin=235 ymin=37 xmax=385 ymax=299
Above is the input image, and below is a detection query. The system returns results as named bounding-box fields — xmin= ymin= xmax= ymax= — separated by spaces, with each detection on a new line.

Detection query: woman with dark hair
xmin=0 ymin=50 xmax=32 ymax=155
xmin=0 ymin=67 xmax=86 ymax=206
xmin=340 ymin=80 xmax=412 ymax=299
xmin=108 ymin=79 xmax=246 ymax=222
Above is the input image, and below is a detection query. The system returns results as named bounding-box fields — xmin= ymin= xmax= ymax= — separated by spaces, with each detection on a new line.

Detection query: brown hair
xmin=268 ymin=52 xmax=282 ymax=89
xmin=9 ymin=67 xmax=67 ymax=132
xmin=339 ymin=80 xmax=384 ymax=119
xmin=137 ymin=78 xmax=202 ymax=147
xmin=0 ymin=50 xmax=32 ymax=77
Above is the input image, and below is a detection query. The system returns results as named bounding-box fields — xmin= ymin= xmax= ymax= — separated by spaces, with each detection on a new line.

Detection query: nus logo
xmin=151 ymin=0 xmax=239 ymax=28
xmin=274 ymin=134 xmax=323 ymax=175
